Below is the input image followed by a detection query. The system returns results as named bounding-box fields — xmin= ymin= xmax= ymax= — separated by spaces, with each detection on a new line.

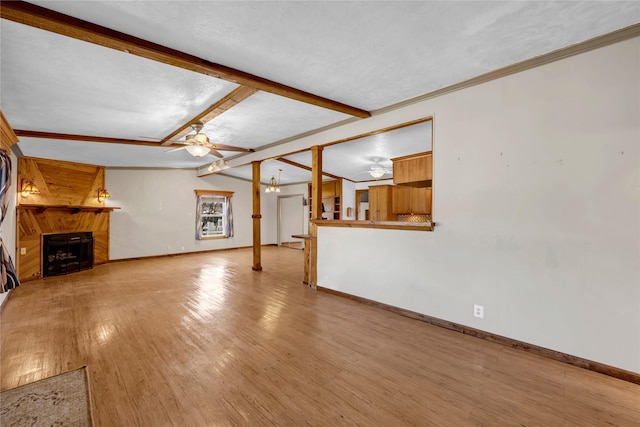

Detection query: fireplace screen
xmin=43 ymin=232 xmax=94 ymax=277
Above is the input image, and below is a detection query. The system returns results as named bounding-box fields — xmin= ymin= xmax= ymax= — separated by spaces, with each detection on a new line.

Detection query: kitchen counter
xmin=312 ymin=219 xmax=434 ymax=231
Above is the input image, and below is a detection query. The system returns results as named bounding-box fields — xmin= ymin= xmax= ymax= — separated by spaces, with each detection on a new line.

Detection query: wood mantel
xmin=17 ymin=204 xmax=121 ymax=213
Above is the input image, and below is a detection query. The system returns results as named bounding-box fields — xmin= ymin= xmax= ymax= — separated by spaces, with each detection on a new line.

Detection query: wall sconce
xmin=97 ymin=188 xmax=111 ymax=202
xmin=20 ymin=180 xmax=39 ymax=197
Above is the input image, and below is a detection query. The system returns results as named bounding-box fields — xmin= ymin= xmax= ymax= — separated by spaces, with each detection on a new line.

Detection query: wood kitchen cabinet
xmin=391 ymin=152 xmax=432 ymax=187
xmin=309 ymin=180 xmax=342 ymax=220
xmin=368 ymin=185 xmax=396 ymax=221
xmin=322 ymin=180 xmax=337 ymax=198
xmin=392 ymin=186 xmax=432 ymax=214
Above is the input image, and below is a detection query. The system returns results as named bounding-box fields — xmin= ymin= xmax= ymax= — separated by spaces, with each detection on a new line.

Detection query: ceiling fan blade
xmin=210 ymin=144 xmax=255 ymax=153
xmin=166 ymin=146 xmax=188 ymax=153
xmin=208 ymin=148 xmax=225 ymax=158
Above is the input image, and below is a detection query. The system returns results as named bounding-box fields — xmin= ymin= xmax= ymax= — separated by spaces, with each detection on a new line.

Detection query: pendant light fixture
xmin=265 ymin=169 xmax=282 ymax=193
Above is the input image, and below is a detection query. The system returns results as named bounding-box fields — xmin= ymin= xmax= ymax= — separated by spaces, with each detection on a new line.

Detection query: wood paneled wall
xmin=18 ymin=157 xmax=106 ymax=207
xmin=16 ymin=157 xmax=111 ymax=281
xmin=1 ymin=110 xmax=19 ymax=152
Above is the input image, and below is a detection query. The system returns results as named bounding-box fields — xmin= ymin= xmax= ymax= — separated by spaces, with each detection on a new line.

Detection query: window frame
xmin=194 ymin=190 xmax=234 ymax=240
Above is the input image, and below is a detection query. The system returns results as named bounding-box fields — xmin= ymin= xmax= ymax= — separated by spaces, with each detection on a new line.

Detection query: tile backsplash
xmin=397 ymin=214 xmax=430 ymax=222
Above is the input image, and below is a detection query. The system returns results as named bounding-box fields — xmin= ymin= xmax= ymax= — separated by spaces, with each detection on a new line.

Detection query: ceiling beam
xmin=1 ymin=1 xmax=371 ymax=119
xmin=13 ymin=130 xmax=174 ymax=147
xmin=161 ymin=86 xmax=258 ymax=145
xmin=276 ymin=157 xmax=345 ymax=182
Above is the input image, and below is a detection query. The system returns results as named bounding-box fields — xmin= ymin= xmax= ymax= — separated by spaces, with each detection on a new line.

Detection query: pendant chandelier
xmin=265 ymin=169 xmax=282 ymax=193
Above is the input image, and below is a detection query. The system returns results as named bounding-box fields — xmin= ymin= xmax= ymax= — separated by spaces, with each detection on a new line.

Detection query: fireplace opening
xmin=43 ymin=232 xmax=94 ymax=277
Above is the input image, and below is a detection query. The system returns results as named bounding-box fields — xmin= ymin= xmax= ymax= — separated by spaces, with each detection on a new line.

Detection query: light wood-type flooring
xmin=1 ymin=246 xmax=639 ymax=426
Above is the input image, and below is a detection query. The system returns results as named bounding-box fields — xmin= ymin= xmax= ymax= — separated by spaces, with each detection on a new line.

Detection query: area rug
xmin=0 ymin=366 xmax=94 ymax=426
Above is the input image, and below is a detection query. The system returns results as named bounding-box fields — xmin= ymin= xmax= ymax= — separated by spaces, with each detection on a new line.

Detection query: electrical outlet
xmin=20 ymin=247 xmax=26 ymax=255
xmin=181 ymin=246 xmax=185 ymax=251
xmin=473 ymin=304 xmax=484 ymax=319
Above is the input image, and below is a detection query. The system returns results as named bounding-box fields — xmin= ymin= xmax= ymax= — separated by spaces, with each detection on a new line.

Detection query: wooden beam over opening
xmin=276 ymin=157 xmax=344 ymax=182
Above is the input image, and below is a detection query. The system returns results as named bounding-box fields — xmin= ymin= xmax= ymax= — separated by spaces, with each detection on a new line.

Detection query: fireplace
xmin=43 ymin=232 xmax=94 ymax=277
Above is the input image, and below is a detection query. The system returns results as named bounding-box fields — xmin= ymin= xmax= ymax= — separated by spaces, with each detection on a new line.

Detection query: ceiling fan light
xmin=185 ymin=145 xmax=210 ymax=158
xmin=194 ymin=133 xmax=209 ymax=144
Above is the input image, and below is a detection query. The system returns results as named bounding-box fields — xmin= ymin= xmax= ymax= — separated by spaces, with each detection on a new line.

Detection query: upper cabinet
xmin=322 ymin=180 xmax=340 ymax=198
xmin=391 ymin=152 xmax=432 ymax=187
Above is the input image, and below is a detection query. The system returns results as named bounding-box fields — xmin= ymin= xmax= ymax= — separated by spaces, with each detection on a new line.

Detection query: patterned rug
xmin=0 ymin=366 xmax=94 ymax=426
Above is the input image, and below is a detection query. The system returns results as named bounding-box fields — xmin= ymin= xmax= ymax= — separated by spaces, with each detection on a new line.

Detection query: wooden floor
xmin=1 ymin=246 xmax=638 ymax=426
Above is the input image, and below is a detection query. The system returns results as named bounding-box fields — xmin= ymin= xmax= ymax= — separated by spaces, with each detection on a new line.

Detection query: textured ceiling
xmin=1 ymin=1 xmax=639 ymax=182
xmin=23 ymin=1 xmax=640 ymax=110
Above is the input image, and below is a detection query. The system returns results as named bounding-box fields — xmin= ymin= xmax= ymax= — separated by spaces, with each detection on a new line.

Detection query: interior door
xmin=278 ymin=194 xmax=304 ymax=249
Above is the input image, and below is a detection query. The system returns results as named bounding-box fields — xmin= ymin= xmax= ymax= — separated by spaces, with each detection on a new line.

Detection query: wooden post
xmin=309 ymin=146 xmax=323 ymax=288
xmin=251 ymin=161 xmax=262 ymax=271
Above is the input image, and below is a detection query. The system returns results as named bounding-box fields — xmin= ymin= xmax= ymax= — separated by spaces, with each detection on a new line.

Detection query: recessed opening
xmin=42 ymin=232 xmax=94 ymax=277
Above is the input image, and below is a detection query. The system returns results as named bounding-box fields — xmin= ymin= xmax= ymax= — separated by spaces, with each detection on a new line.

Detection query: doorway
xmin=355 ymin=189 xmax=369 ymax=220
xmin=277 ymin=194 xmax=304 ymax=249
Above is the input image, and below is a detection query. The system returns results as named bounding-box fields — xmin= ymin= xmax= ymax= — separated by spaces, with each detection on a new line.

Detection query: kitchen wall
xmin=107 ymin=168 xmax=277 ymax=260
xmin=341 ymin=179 xmax=356 ymax=220
xmin=317 ymin=37 xmax=640 ymax=373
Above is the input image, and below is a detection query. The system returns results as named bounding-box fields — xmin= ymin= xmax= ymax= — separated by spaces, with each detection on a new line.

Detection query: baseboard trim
xmin=318 ymin=286 xmax=640 ymax=385
xmin=108 ymin=244 xmax=278 ymax=264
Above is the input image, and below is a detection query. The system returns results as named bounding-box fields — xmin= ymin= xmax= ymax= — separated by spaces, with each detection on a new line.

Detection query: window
xmin=195 ymin=190 xmax=234 ymax=240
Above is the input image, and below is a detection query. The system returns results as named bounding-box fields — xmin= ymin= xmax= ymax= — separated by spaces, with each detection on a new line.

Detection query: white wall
xmin=0 ymin=150 xmax=18 ymax=307
xmin=107 ymin=169 xmax=276 ymax=260
xmin=341 ymin=179 xmax=356 ymax=220
xmin=318 ymin=38 xmax=640 ymax=373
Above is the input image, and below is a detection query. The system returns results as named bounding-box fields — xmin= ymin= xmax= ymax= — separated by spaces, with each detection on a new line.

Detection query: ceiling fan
xmin=166 ymin=123 xmax=254 ymax=159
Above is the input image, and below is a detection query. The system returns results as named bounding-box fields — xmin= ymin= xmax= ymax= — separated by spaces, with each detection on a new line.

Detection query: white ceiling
xmin=1 ymin=1 xmax=638 ymax=184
